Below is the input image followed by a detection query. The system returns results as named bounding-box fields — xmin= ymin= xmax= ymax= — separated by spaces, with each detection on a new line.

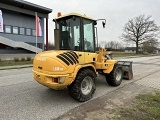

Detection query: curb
xmin=0 ymin=65 xmax=33 ymax=70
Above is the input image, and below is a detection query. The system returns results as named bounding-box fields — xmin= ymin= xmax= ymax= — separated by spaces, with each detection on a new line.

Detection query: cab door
xmin=83 ymin=19 xmax=96 ymax=63
xmin=72 ymin=21 xmax=85 ymax=64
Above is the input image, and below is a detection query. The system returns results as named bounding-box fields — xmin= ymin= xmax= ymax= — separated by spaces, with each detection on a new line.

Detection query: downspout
xmin=46 ymin=18 xmax=48 ymax=51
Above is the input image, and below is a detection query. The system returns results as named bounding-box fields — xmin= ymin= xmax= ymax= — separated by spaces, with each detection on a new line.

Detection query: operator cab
xmin=53 ymin=13 xmax=97 ymax=52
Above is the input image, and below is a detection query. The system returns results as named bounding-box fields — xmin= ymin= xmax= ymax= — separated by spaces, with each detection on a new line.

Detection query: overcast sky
xmin=26 ymin=0 xmax=160 ymax=46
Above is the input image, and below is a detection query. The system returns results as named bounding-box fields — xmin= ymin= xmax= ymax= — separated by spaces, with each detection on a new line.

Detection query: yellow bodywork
xmin=32 ymin=49 xmax=117 ymax=90
xmin=54 ymin=12 xmax=96 ymax=21
xmin=32 ymin=12 xmax=118 ymax=90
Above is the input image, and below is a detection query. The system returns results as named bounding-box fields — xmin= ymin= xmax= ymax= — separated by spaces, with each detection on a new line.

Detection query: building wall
xmin=0 ymin=54 xmax=35 ymax=61
xmin=0 ymin=49 xmax=34 ymax=54
xmin=125 ymin=50 xmax=136 ymax=53
xmin=0 ymin=9 xmax=44 ymax=49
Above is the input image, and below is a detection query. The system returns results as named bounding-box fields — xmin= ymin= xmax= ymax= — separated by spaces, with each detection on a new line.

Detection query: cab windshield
xmin=56 ymin=16 xmax=95 ymax=52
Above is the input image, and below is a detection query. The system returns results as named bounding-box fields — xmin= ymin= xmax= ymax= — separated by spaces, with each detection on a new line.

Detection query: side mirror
xmin=96 ymin=19 xmax=106 ymax=28
xmin=102 ymin=21 xmax=105 ymax=28
xmin=94 ymin=21 xmax=97 ymax=25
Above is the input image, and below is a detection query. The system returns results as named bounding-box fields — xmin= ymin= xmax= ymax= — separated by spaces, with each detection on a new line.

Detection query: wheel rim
xmin=81 ymin=76 xmax=93 ymax=95
xmin=115 ymin=69 xmax=122 ymax=81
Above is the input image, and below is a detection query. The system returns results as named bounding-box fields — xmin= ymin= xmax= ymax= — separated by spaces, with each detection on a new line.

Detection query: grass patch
xmin=118 ymin=92 xmax=160 ymax=120
xmin=112 ymin=52 xmax=154 ymax=58
xmin=112 ymin=52 xmax=137 ymax=58
xmin=0 ymin=60 xmax=33 ymax=67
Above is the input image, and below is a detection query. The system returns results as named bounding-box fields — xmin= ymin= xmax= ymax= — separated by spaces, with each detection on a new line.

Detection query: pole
xmin=95 ymin=27 xmax=98 ymax=49
xmin=36 ymin=32 xmax=37 ymax=54
xmin=35 ymin=12 xmax=37 ymax=54
xmin=46 ymin=18 xmax=48 ymax=51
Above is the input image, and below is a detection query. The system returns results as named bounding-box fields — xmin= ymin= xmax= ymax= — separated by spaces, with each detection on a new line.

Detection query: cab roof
xmin=54 ymin=12 xmax=96 ymax=21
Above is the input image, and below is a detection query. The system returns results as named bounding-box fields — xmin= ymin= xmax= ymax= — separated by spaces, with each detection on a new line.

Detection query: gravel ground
xmin=55 ymin=63 xmax=160 ymax=120
xmin=56 ymin=82 xmax=160 ymax=120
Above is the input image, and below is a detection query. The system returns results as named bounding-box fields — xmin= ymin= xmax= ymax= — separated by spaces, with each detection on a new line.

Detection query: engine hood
xmin=33 ymin=50 xmax=79 ymax=74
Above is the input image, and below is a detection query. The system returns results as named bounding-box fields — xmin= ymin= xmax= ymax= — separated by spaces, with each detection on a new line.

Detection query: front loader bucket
xmin=117 ymin=61 xmax=133 ymax=80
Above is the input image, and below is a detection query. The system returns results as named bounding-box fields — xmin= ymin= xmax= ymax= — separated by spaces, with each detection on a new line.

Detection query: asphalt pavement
xmin=0 ymin=56 xmax=160 ymax=120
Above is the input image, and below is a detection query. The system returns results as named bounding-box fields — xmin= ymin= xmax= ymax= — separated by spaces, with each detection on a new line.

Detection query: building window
xmin=32 ymin=29 xmax=36 ymax=36
xmin=20 ymin=28 xmax=25 ymax=35
xmin=13 ymin=26 xmax=18 ymax=34
xmin=5 ymin=25 xmax=11 ymax=33
xmin=37 ymin=43 xmax=42 ymax=48
xmin=26 ymin=28 xmax=31 ymax=35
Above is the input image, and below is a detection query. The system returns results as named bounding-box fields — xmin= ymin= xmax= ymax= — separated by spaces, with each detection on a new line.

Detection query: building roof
xmin=54 ymin=12 xmax=96 ymax=21
xmin=125 ymin=47 xmax=136 ymax=50
xmin=0 ymin=0 xmax=52 ymax=14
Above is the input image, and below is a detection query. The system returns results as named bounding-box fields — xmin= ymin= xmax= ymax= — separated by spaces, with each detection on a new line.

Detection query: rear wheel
xmin=68 ymin=69 xmax=96 ymax=102
xmin=106 ymin=65 xmax=123 ymax=86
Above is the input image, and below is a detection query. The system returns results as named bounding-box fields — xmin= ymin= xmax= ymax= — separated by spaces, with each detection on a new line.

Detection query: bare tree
xmin=121 ymin=15 xmax=160 ymax=54
xmin=142 ymin=38 xmax=159 ymax=53
xmin=105 ymin=41 xmax=124 ymax=49
xmin=105 ymin=41 xmax=114 ymax=48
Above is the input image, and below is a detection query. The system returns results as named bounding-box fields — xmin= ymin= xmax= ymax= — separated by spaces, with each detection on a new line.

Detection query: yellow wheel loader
xmin=32 ymin=12 xmax=133 ymax=102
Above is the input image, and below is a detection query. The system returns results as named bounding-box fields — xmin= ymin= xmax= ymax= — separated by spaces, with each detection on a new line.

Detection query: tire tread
xmin=106 ymin=65 xmax=122 ymax=86
xmin=68 ymin=69 xmax=96 ymax=102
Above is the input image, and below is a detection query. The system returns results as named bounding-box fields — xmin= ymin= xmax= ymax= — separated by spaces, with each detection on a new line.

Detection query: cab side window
xmin=83 ymin=19 xmax=95 ymax=52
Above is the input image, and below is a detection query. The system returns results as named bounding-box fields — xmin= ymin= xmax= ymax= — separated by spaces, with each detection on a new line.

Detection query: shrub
xmin=26 ymin=57 xmax=31 ymax=61
xmin=14 ymin=58 xmax=19 ymax=62
xmin=21 ymin=57 xmax=25 ymax=61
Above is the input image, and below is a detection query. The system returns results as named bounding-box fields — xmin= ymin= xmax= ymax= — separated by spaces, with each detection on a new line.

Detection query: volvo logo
xmin=37 ymin=57 xmax=46 ymax=61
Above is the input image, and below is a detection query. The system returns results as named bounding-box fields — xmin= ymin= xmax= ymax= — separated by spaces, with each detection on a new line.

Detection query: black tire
xmin=106 ymin=65 xmax=123 ymax=86
xmin=68 ymin=69 xmax=96 ymax=102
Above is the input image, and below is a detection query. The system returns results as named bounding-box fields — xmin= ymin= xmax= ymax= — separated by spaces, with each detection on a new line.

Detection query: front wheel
xmin=68 ymin=69 xmax=96 ymax=102
xmin=106 ymin=65 xmax=123 ymax=86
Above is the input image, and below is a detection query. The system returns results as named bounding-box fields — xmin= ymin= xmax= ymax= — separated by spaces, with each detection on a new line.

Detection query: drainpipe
xmin=46 ymin=18 xmax=48 ymax=51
